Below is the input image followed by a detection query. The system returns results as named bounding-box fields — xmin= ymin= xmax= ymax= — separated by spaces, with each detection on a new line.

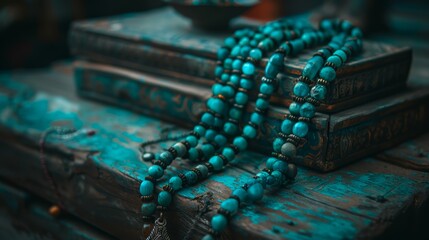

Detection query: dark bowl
xmin=166 ymin=0 xmax=259 ymax=30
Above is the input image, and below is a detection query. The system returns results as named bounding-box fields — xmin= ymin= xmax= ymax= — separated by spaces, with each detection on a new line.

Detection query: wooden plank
xmin=0 ymin=70 xmax=428 ymax=239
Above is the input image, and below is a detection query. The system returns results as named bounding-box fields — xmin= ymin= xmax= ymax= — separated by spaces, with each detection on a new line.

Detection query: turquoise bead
xmin=213 ymin=117 xmax=223 ymax=128
xmin=273 ymin=161 xmax=288 ymax=173
xmin=233 ymin=136 xmax=247 ymax=151
xmin=311 ymin=84 xmax=327 ymax=100
xmin=169 ymin=176 xmax=182 ymax=190
xmin=228 ymin=108 xmax=242 ymax=120
xmin=221 ymin=73 xmax=229 ymax=82
xmin=188 ymin=148 xmax=198 ymax=162
xmin=328 ymin=42 xmax=340 ymax=50
xmin=141 ymin=202 xmax=156 ymax=215
xmin=248 ymin=182 xmax=264 ymax=202
xmin=300 ymin=102 xmax=316 ymax=118
xmin=194 ymin=125 xmax=206 ymax=136
xmin=232 ymin=59 xmax=243 ymax=70
xmin=302 ymin=56 xmax=323 ymax=80
xmin=201 ymin=112 xmax=214 ymax=125
xmin=205 ymin=129 xmax=216 ymax=141
xmin=341 ymin=20 xmax=353 ymax=32
xmin=148 ymin=165 xmax=163 ymax=179
xmin=196 ymin=164 xmax=209 ymax=178
xmin=139 ymin=180 xmax=154 ymax=196
xmin=281 ymin=142 xmax=297 ymax=157
xmin=214 ymin=134 xmax=227 ymax=146
xmin=301 ymin=33 xmax=314 ymax=47
xmin=271 ymin=170 xmax=284 ymax=186
xmin=202 ymin=235 xmax=215 ymax=240
xmin=232 ymin=188 xmax=248 ymax=202
xmin=249 ymin=48 xmax=262 ymax=60
xmin=173 ymin=142 xmax=187 ymax=157
xmin=290 ymin=39 xmax=304 ymax=55
xmin=186 ymin=135 xmax=198 ymax=147
xmin=270 ymin=30 xmax=284 ymax=43
xmin=334 ymin=50 xmax=347 ymax=62
xmin=185 ymin=171 xmax=198 ymax=185
xmin=352 ymin=28 xmax=363 ymax=38
xmin=240 ymin=78 xmax=253 ymax=90
xmin=209 ymin=156 xmax=224 ymax=171
xmin=243 ymin=125 xmax=257 ymax=139
xmin=280 ymin=119 xmax=293 ymax=134
xmin=242 ymin=62 xmax=256 ymax=75
xmin=212 ymin=84 xmax=222 ymax=95
xmin=157 ymin=191 xmax=172 ymax=207
xmin=224 ymin=37 xmax=236 ymax=48
xmin=250 ymin=112 xmax=263 ymax=125
xmin=272 ymin=138 xmax=284 ymax=152
xmin=207 ymin=98 xmax=225 ymax=114
xmin=250 ymin=39 xmax=257 ymax=47
xmin=222 ymin=147 xmax=235 ymax=161
xmin=254 ymin=33 xmax=264 ymax=41
xmin=214 ymin=66 xmax=223 ymax=77
xmin=320 ymin=19 xmax=333 ymax=30
xmin=262 ymin=26 xmax=274 ymax=35
xmin=260 ymin=83 xmax=274 ymax=95
xmin=256 ymin=98 xmax=269 ymax=109
xmin=293 ymin=82 xmax=310 ymax=97
xmin=230 ymin=46 xmax=240 ymax=57
xmin=159 ymin=151 xmax=173 ymax=164
xmin=289 ymin=102 xmax=301 ymax=115
xmin=258 ymin=38 xmax=274 ymax=51
xmin=266 ymin=157 xmax=279 ymax=169
xmin=319 ymin=67 xmax=336 ymax=82
xmin=217 ymin=48 xmax=229 ymax=60
xmin=224 ymin=122 xmax=238 ymax=135
xmin=265 ymin=53 xmax=284 ymax=78
xmin=240 ymin=45 xmax=251 ymax=57
xmin=327 ymin=55 xmax=342 ymax=67
xmin=235 ymin=92 xmax=248 ymax=105
xmin=220 ymin=198 xmax=239 ymax=215
xmin=201 ymin=144 xmax=215 ymax=158
xmin=230 ymin=74 xmax=240 ymax=85
xmin=223 ymin=58 xmax=232 ymax=69
xmin=211 ymin=214 xmax=228 ymax=232
xmin=221 ymin=85 xmax=235 ymax=98
xmin=292 ymin=121 xmax=309 ymax=137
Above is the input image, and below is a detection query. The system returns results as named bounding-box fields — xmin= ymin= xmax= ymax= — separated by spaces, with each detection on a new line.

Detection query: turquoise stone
xmin=207 ymin=98 xmax=225 ymax=114
xmin=260 ymin=83 xmax=274 ymax=95
xmin=281 ymin=142 xmax=297 ymax=157
xmin=270 ymin=170 xmax=284 ymax=185
xmin=214 ymin=66 xmax=223 ymax=77
xmin=209 ymin=156 xmax=224 ymax=171
xmin=327 ymin=55 xmax=342 ymax=67
xmin=228 ymin=108 xmax=242 ymax=120
xmin=224 ymin=37 xmax=236 ymax=48
xmin=301 ymin=32 xmax=314 ymax=46
xmin=196 ymin=164 xmax=209 ymax=178
xmin=270 ymin=30 xmax=284 ymax=42
xmin=202 ymin=235 xmax=215 ymax=240
xmin=188 ymin=148 xmax=198 ymax=162
xmin=320 ymin=19 xmax=333 ymax=30
xmin=201 ymin=112 xmax=214 ymax=125
xmin=311 ymin=84 xmax=327 ymax=100
xmin=280 ymin=119 xmax=293 ymax=134
xmin=233 ymin=136 xmax=247 ymax=151
xmin=230 ymin=74 xmax=240 ymax=86
xmin=139 ymin=180 xmax=154 ymax=196
xmin=185 ymin=171 xmax=198 ymax=185
xmin=214 ymin=134 xmax=227 ymax=146
xmin=211 ymin=214 xmax=228 ymax=232
xmin=221 ymin=73 xmax=229 ymax=82
xmin=221 ymin=85 xmax=235 ymax=98
xmin=293 ymin=82 xmax=310 ymax=97
xmin=250 ymin=112 xmax=263 ymax=125
xmin=248 ymin=182 xmax=264 ymax=202
xmin=262 ymin=26 xmax=274 ymax=35
xmin=334 ymin=49 xmax=347 ymax=62
xmin=224 ymin=122 xmax=238 ymax=135
xmin=249 ymin=48 xmax=262 ymax=60
xmin=201 ymin=144 xmax=215 ymax=158
xmin=173 ymin=142 xmax=186 ymax=157
xmin=186 ymin=135 xmax=198 ymax=147
xmin=168 ymin=176 xmax=182 ymax=190
xmin=141 ymin=202 xmax=156 ymax=216
xmin=290 ymin=39 xmax=304 ymax=55
xmin=240 ymin=45 xmax=251 ymax=57
xmin=341 ymin=20 xmax=353 ymax=32
xmin=328 ymin=42 xmax=340 ymax=50
xmin=193 ymin=125 xmax=206 ymax=136
xmin=148 ymin=165 xmax=163 ymax=179
xmin=254 ymin=33 xmax=264 ymax=41
xmin=213 ymin=117 xmax=222 ymax=129
xmin=319 ymin=67 xmax=336 ymax=82
xmin=242 ymin=62 xmax=256 ymax=75
xmin=232 ymin=59 xmax=243 ymax=70
xmin=300 ymin=102 xmax=316 ymax=118
xmin=240 ymin=79 xmax=253 ymax=90
xmin=222 ymin=147 xmax=235 ymax=161
xmin=273 ymin=160 xmax=288 ymax=173
xmin=292 ymin=121 xmax=309 ymax=137
xmin=266 ymin=157 xmax=279 ymax=169
xmin=223 ymin=58 xmax=232 ymax=69
xmin=256 ymin=98 xmax=269 ymax=109
xmin=221 ymin=198 xmax=239 ymax=215
xmin=288 ymin=102 xmax=301 ymax=115
xmin=230 ymin=46 xmax=240 ymax=57
xmin=159 ymin=151 xmax=173 ymax=164
xmin=352 ymin=28 xmax=363 ymax=38
xmin=205 ymin=129 xmax=216 ymax=141
xmin=258 ymin=38 xmax=274 ymax=51
xmin=243 ymin=125 xmax=257 ymax=139
xmin=217 ymin=48 xmax=229 ymax=60
xmin=272 ymin=137 xmax=284 ymax=152
xmin=232 ymin=188 xmax=248 ymax=202
xmin=235 ymin=92 xmax=248 ymax=105
xmin=302 ymin=56 xmax=324 ymax=80
xmin=212 ymin=84 xmax=222 ymax=95
xmin=157 ymin=191 xmax=172 ymax=207
xmin=265 ymin=53 xmax=284 ymax=78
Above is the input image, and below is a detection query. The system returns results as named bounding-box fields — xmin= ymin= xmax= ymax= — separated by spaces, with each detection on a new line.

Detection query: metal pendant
xmin=146 ymin=214 xmax=170 ymax=240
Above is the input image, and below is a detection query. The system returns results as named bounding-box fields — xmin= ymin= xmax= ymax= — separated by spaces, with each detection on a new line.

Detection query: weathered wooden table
xmin=0 ymin=60 xmax=428 ymax=240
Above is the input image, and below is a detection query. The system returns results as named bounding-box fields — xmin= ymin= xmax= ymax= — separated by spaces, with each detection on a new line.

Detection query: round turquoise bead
xmin=242 ymin=62 xmax=256 ymax=75
xmin=260 ymin=83 xmax=274 ymax=95
xmin=281 ymin=142 xmax=297 ymax=157
xmin=248 ymin=182 xmax=264 ymax=202
xmin=232 ymin=188 xmax=248 ymax=202
xmin=232 ymin=59 xmax=243 ymax=70
xmin=224 ymin=37 xmax=236 ymax=48
xmin=256 ymin=98 xmax=269 ymax=109
xmin=196 ymin=164 xmax=209 ymax=178
xmin=289 ymin=102 xmax=301 ymax=115
xmin=168 ymin=176 xmax=182 ymax=190
xmin=233 ymin=136 xmax=247 ymax=151
xmin=249 ymin=48 xmax=262 ymax=60
xmin=217 ymin=48 xmax=229 ymax=60
xmin=293 ymin=82 xmax=310 ymax=97
xmin=148 ymin=165 xmax=163 ymax=179
xmin=230 ymin=46 xmax=240 ymax=57
xmin=240 ymin=79 xmax=253 ymax=90
xmin=201 ymin=144 xmax=215 ymax=158
xmin=311 ymin=84 xmax=327 ymax=100
xmin=213 ymin=117 xmax=223 ymax=128
xmin=207 ymin=98 xmax=226 ymax=114
xmin=212 ymin=84 xmax=222 ymax=95
xmin=258 ymin=38 xmax=274 ymax=51
xmin=240 ymin=45 xmax=251 ymax=57
xmin=173 ymin=142 xmax=187 ymax=157
xmin=220 ymin=198 xmax=239 ymax=215
xmin=228 ymin=108 xmax=242 ymax=120
xmin=292 ymin=121 xmax=309 ymax=137
xmin=290 ymin=39 xmax=304 ymax=55
xmin=159 ymin=151 xmax=173 ymax=164
xmin=281 ymin=119 xmax=293 ymax=134
xmin=205 ymin=129 xmax=216 ymax=141
xmin=214 ymin=134 xmax=227 ymax=146
xmin=230 ymin=74 xmax=240 ymax=86
xmin=222 ymin=147 xmax=235 ymax=161
xmin=224 ymin=122 xmax=238 ymax=135
xmin=211 ymin=214 xmax=228 ymax=232
xmin=320 ymin=19 xmax=333 ymax=30
xmin=202 ymin=235 xmax=215 ymax=240
xmin=141 ymin=202 xmax=156 ymax=215
xmin=327 ymin=55 xmax=342 ymax=67
xmin=266 ymin=157 xmax=279 ymax=169
xmin=300 ymin=102 xmax=316 ymax=118
xmin=185 ymin=135 xmax=198 ymax=147
xmin=235 ymin=92 xmax=248 ymax=105
xmin=201 ymin=112 xmax=214 ymax=125
xmin=221 ymin=85 xmax=235 ymax=98
xmin=270 ymin=170 xmax=284 ymax=185
xmin=319 ymin=67 xmax=336 ymax=82
xmin=188 ymin=148 xmax=198 ymax=162
xmin=157 ymin=191 xmax=172 ymax=207
xmin=273 ymin=160 xmax=288 ymax=173
xmin=139 ymin=180 xmax=154 ymax=196
xmin=185 ymin=171 xmax=198 ymax=185
xmin=250 ymin=112 xmax=263 ymax=125
xmin=209 ymin=156 xmax=224 ymax=171
xmin=221 ymin=73 xmax=229 ymax=82
xmin=301 ymin=33 xmax=314 ymax=46
xmin=214 ymin=66 xmax=223 ymax=77
xmin=334 ymin=50 xmax=347 ymax=62
xmin=272 ymin=138 xmax=284 ymax=152
xmin=193 ymin=125 xmax=206 ymax=136
xmin=270 ymin=30 xmax=284 ymax=43
xmin=254 ymin=33 xmax=264 ymax=41
xmin=341 ymin=20 xmax=353 ymax=32
xmin=243 ymin=125 xmax=257 ymax=139
xmin=352 ymin=28 xmax=363 ymax=38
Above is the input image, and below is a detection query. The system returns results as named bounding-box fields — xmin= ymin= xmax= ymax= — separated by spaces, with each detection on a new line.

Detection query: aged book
xmin=75 ymin=61 xmax=429 ymax=171
xmin=69 ymin=7 xmax=412 ymax=113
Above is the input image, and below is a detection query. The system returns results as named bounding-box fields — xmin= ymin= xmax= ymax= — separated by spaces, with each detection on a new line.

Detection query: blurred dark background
xmin=0 ymin=0 xmax=428 ymax=70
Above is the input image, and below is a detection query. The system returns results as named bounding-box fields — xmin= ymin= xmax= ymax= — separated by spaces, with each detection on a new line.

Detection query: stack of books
xmin=69 ymin=7 xmax=428 ymax=171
